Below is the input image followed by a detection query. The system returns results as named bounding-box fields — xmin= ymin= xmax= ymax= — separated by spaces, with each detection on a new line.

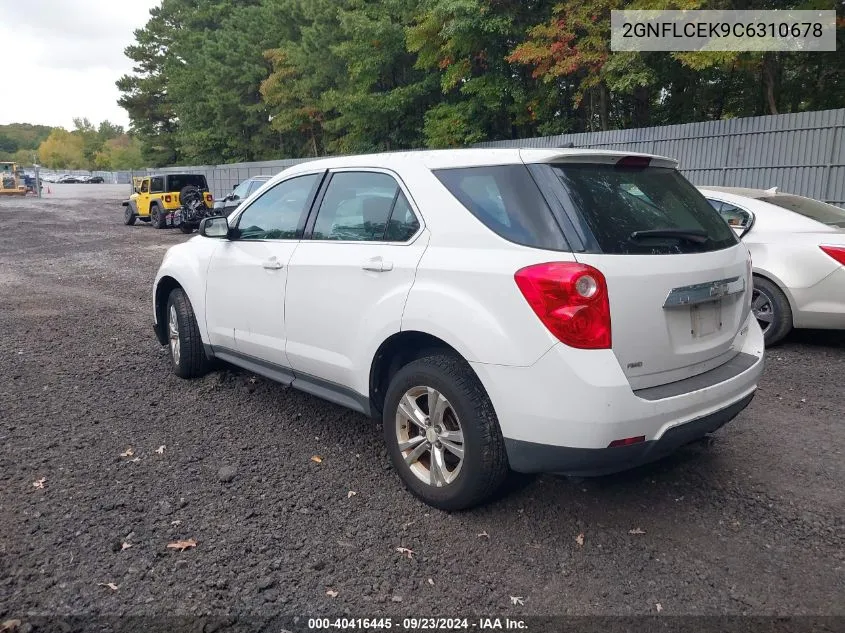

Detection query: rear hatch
xmin=526 ymin=155 xmax=751 ymax=390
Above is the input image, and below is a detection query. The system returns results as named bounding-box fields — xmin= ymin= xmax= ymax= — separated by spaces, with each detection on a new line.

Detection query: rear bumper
xmin=505 ymin=392 xmax=754 ymax=475
xmin=791 ymin=267 xmax=845 ymax=330
xmin=470 ymin=313 xmax=764 ymax=472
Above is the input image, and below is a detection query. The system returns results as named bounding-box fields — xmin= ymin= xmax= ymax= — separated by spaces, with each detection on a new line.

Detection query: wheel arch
xmin=369 ymin=330 xmax=470 ymax=418
xmin=752 ymin=270 xmax=796 ymax=325
xmin=153 ymin=276 xmax=183 ymax=345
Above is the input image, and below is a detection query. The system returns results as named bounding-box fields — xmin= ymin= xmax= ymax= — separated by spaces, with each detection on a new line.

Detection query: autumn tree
xmin=37 ymin=129 xmax=85 ymax=169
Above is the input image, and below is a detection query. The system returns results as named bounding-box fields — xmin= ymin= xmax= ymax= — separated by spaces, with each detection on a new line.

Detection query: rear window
xmin=541 ymin=164 xmax=738 ymax=254
xmin=167 ymin=174 xmax=208 ymax=192
xmin=434 ymin=165 xmax=569 ymax=251
xmin=758 ymin=194 xmax=845 ymax=228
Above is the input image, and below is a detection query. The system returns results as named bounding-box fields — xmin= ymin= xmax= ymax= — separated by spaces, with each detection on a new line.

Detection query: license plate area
xmin=691 ymin=299 xmax=722 ymax=338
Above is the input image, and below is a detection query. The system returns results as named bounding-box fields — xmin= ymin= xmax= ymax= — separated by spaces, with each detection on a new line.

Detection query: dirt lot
xmin=1 ymin=189 xmax=843 ymax=627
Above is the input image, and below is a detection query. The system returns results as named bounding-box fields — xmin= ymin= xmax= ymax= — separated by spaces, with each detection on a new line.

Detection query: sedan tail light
xmin=514 ymin=262 xmax=611 ymax=349
xmin=820 ymin=245 xmax=845 ymax=266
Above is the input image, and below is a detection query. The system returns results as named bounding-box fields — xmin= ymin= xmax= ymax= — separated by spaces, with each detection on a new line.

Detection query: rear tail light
xmin=164 ymin=194 xmax=172 ymax=203
xmin=820 ymin=245 xmax=845 ymax=266
xmin=514 ymin=262 xmax=611 ymax=349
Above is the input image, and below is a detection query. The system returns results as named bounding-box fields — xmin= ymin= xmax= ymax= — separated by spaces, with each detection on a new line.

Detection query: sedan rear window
xmin=758 ymin=194 xmax=845 ymax=228
xmin=540 ymin=164 xmax=738 ymax=254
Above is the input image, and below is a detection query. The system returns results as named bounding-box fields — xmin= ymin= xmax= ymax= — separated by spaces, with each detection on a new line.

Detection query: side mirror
xmin=199 ymin=216 xmax=229 ymax=238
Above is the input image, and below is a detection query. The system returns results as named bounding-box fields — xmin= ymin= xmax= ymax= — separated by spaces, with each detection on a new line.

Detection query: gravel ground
xmin=1 ymin=191 xmax=843 ymax=628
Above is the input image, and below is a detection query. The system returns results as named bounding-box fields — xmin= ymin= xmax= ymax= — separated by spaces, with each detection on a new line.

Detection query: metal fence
xmin=117 ymin=108 xmax=842 ymax=206
xmin=477 ymin=108 xmax=845 ymax=207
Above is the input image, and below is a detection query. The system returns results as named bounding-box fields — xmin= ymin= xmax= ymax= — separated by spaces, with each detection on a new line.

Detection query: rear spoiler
xmin=520 ymin=149 xmax=678 ymax=170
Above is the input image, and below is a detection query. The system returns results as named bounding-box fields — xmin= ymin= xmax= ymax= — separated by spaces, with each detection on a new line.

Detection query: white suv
xmin=153 ymin=149 xmax=765 ymax=510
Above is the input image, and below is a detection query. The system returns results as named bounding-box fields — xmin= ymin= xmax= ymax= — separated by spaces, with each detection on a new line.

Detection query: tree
xmin=13 ymin=149 xmax=36 ymax=166
xmin=117 ymin=2 xmax=181 ymax=166
xmin=406 ymin=0 xmax=559 ymax=146
xmin=94 ymin=135 xmax=145 ymax=170
xmin=37 ymin=129 xmax=85 ymax=169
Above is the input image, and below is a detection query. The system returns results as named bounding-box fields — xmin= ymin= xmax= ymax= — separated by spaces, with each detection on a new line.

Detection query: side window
xmin=385 ymin=192 xmax=420 ymax=241
xmin=235 ymin=174 xmax=320 ymax=240
xmin=139 ymin=179 xmax=149 ymax=193
xmin=707 ymin=199 xmax=724 ymax=212
xmin=150 ymin=176 xmax=164 ymax=193
xmin=312 ymin=172 xmax=399 ymax=241
xmin=716 ymin=201 xmax=752 ymax=229
xmin=231 ymin=180 xmax=252 ymax=200
xmin=248 ymin=179 xmax=267 ymax=196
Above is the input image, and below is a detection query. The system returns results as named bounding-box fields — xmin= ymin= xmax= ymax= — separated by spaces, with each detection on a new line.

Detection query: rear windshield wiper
xmin=630 ymin=228 xmax=709 ymax=244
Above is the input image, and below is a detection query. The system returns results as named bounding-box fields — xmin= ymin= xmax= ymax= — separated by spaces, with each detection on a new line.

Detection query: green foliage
xmin=37 ymin=129 xmax=86 ymax=169
xmin=0 ymin=123 xmax=53 ymax=161
xmin=94 ymin=135 xmax=145 ymax=170
xmin=114 ymin=0 xmax=845 ymax=163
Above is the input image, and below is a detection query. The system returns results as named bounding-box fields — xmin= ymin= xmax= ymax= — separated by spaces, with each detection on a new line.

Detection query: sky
xmin=0 ymin=0 xmax=160 ymax=130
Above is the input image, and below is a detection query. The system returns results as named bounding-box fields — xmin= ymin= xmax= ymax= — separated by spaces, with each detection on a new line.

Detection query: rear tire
xmin=166 ymin=288 xmax=210 ymax=379
xmin=123 ymin=206 xmax=136 ymax=226
xmin=382 ymin=353 xmax=509 ymax=511
xmin=151 ymin=205 xmax=165 ymax=229
xmin=752 ymin=276 xmax=792 ymax=346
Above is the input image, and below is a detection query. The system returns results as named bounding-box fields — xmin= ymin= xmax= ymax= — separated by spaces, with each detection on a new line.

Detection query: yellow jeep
xmin=122 ymin=174 xmax=213 ymax=230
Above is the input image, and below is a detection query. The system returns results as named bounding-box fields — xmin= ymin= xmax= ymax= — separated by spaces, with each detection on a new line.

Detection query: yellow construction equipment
xmin=0 ymin=162 xmax=27 ymax=196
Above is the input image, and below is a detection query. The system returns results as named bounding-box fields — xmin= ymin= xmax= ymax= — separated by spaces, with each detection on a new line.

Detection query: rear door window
xmin=538 ymin=164 xmax=738 ymax=254
xmin=433 ymin=165 xmax=569 ymax=251
xmin=150 ymin=176 xmax=164 ymax=193
xmin=707 ymin=199 xmax=752 ymax=230
xmin=311 ymin=171 xmax=399 ymax=242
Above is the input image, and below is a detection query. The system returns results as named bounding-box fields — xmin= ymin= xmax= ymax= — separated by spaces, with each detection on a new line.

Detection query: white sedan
xmin=698 ymin=186 xmax=845 ymax=345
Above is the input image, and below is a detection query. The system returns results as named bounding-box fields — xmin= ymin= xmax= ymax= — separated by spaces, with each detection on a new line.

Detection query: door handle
xmin=262 ymin=258 xmax=283 ymax=270
xmin=362 ymin=257 xmax=393 ymax=272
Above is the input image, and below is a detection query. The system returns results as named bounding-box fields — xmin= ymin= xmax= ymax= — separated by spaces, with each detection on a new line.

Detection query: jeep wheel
xmin=166 ymin=288 xmax=210 ymax=379
xmin=179 ymin=222 xmax=195 ymax=234
xmin=383 ymin=353 xmax=509 ymax=511
xmin=123 ymin=206 xmax=136 ymax=226
xmin=151 ymin=205 xmax=165 ymax=229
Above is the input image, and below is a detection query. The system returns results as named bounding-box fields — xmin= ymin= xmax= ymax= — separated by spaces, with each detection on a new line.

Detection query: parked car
xmin=153 ymin=149 xmax=764 ymax=510
xmin=214 ymin=175 xmax=271 ymax=215
xmin=699 ymin=186 xmax=845 ymax=346
xmin=87 ymin=176 xmax=105 ymax=184
xmin=123 ymin=173 xmax=215 ymax=232
xmin=57 ymin=175 xmax=82 ymax=184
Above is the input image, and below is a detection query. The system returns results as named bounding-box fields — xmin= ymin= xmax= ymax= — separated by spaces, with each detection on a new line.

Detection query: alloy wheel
xmin=395 ymin=386 xmax=464 ymax=487
xmin=168 ymin=305 xmax=181 ymax=366
xmin=751 ymin=287 xmax=774 ymax=334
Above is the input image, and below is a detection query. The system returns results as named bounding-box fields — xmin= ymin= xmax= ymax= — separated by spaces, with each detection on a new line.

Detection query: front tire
xmin=752 ymin=276 xmax=792 ymax=346
xmin=383 ymin=353 xmax=509 ymax=511
xmin=166 ymin=288 xmax=210 ymax=379
xmin=179 ymin=222 xmax=194 ymax=234
xmin=123 ymin=206 xmax=136 ymax=226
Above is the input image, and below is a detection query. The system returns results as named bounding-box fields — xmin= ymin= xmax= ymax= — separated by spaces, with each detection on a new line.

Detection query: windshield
xmin=168 ymin=174 xmax=208 ymax=192
xmin=758 ymin=194 xmax=845 ymax=228
xmin=541 ymin=164 xmax=738 ymax=254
